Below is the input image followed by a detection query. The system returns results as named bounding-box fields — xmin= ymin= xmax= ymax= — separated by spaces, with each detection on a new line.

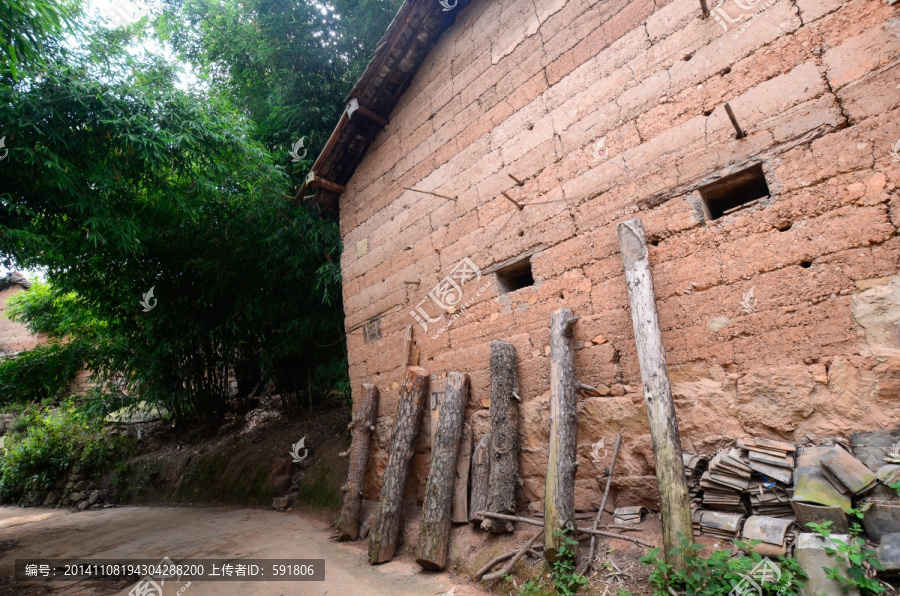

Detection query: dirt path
xmin=0 ymin=506 xmax=489 ymax=596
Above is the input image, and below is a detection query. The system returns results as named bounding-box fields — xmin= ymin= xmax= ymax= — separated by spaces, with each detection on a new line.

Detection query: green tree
xmin=0 ymin=0 xmax=79 ymax=81
xmin=0 ymin=19 xmax=345 ymax=423
xmin=156 ymin=0 xmax=403 ymax=186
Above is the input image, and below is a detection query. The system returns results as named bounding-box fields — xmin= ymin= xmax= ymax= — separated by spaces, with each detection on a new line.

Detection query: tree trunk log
xmin=617 ymin=218 xmax=693 ymax=572
xmin=481 ymin=340 xmax=520 ymax=533
xmin=368 ymin=366 xmax=429 ymax=565
xmin=544 ymin=308 xmax=580 ymax=562
xmin=451 ymin=422 xmax=473 ymax=524
xmin=416 ymin=372 xmax=469 ymax=570
xmin=336 ymin=383 xmax=379 ymax=541
xmin=469 ymin=434 xmax=491 ymax=524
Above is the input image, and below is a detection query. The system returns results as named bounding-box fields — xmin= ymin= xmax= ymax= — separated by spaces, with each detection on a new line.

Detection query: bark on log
xmin=469 ymin=434 xmax=491 ymax=524
xmin=451 ymin=422 xmax=473 ymax=524
xmin=545 ymin=308 xmax=580 ymax=562
xmin=336 ymin=383 xmax=380 ymax=541
xmin=481 ymin=340 xmax=520 ymax=533
xmin=617 ymin=218 xmax=693 ymax=572
xmin=416 ymin=372 xmax=469 ymax=570
xmin=368 ymin=366 xmax=429 ymax=564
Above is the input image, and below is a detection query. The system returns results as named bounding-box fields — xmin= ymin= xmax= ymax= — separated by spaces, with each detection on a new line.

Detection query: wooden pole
xmin=616 ymin=218 xmax=693 ymax=571
xmin=481 ymin=340 xmax=520 ymax=533
xmin=544 ymin=308 xmax=580 ymax=562
xmin=469 ymin=434 xmax=491 ymax=524
xmin=451 ymin=423 xmax=473 ymax=524
xmin=580 ymin=432 xmax=622 ymax=574
xmin=368 ymin=366 xmax=429 ymax=564
xmin=336 ymin=383 xmax=379 ymax=541
xmin=416 ymin=372 xmax=469 ymax=570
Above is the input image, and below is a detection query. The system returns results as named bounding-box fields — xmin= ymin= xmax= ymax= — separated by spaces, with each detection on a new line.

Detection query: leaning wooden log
xmin=368 ymin=366 xmax=429 ymax=565
xmin=469 ymin=434 xmax=491 ymax=524
xmin=476 ymin=511 xmax=656 ymax=548
xmin=579 ymin=432 xmax=622 ymax=574
xmin=451 ymin=422 xmax=473 ymax=524
xmin=545 ymin=308 xmax=580 ymax=562
xmin=336 ymin=383 xmax=380 ymax=541
xmin=617 ymin=217 xmax=693 ymax=571
xmin=482 ymin=340 xmax=520 ymax=534
xmin=481 ymin=531 xmax=542 ymax=581
xmin=416 ymin=372 xmax=469 ymax=571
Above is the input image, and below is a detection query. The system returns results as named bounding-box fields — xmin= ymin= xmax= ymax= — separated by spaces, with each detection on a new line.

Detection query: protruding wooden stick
xmin=336 ymin=384 xmax=380 ymax=541
xmin=501 ymin=190 xmax=524 ymax=210
xmin=700 ymin=0 xmax=709 ymax=17
xmin=579 ymin=432 xmax=623 ymax=574
xmin=723 ymin=102 xmax=746 ymax=139
xmin=482 ymin=340 xmax=520 ymax=533
xmin=545 ymin=308 xmax=580 ymax=562
xmin=617 ymin=218 xmax=693 ymax=571
xmin=507 ymin=173 xmax=526 ymax=186
xmin=402 ymin=186 xmax=457 ymax=201
xmin=369 ymin=367 xmax=429 ymax=564
xmin=417 ymin=373 xmax=468 ymax=570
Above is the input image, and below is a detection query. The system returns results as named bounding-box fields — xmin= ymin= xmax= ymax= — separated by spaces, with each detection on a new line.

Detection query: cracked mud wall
xmin=337 ymin=0 xmax=900 ymax=514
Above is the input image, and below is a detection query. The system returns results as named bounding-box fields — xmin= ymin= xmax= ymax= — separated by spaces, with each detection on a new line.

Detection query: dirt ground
xmin=0 ymin=505 xmax=489 ymax=596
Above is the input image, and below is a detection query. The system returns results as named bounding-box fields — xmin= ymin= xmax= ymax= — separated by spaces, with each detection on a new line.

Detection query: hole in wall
xmin=698 ymin=163 xmax=771 ymax=220
xmin=527 ymin=123 xmax=534 ymax=131
xmin=683 ymin=53 xmax=693 ymax=61
xmin=495 ymin=256 xmax=535 ymax=294
xmin=518 ymin=230 xmax=524 ymax=237
xmin=720 ymin=66 xmax=732 ymax=76
xmin=649 ymin=237 xmax=661 ymax=247
xmin=776 ymin=222 xmax=792 ymax=232
xmin=703 ymin=108 xmax=714 ymax=116
xmin=800 ymin=261 xmax=812 ymax=268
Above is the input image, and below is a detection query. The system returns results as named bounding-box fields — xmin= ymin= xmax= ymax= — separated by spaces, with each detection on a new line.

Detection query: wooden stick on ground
xmin=475 ymin=512 xmax=656 ymax=548
xmin=416 ymin=372 xmax=468 ymax=571
xmin=617 ymin=218 xmax=693 ymax=571
xmin=368 ymin=366 xmax=429 ymax=564
xmin=578 ymin=432 xmax=623 ymax=574
xmin=545 ymin=308 xmax=580 ymax=561
xmin=336 ymin=383 xmax=380 ymax=541
xmin=482 ymin=340 xmax=520 ymax=533
xmin=481 ymin=531 xmax=543 ymax=582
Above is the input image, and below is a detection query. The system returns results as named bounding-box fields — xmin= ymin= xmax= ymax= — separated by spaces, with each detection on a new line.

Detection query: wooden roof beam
xmin=306 ymin=171 xmax=347 ymax=194
xmin=348 ymin=98 xmax=389 ymax=128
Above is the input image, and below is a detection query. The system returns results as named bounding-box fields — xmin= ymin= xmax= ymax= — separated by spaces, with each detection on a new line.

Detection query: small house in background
xmin=0 ymin=272 xmax=44 ymax=357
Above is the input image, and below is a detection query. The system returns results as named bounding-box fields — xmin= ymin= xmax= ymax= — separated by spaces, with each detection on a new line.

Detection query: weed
xmin=806 ymin=514 xmax=885 ymax=595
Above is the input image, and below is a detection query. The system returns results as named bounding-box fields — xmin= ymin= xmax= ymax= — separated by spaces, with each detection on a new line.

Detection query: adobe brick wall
xmin=339 ymin=0 xmax=900 ymax=514
xmin=0 ymin=286 xmax=45 ymax=355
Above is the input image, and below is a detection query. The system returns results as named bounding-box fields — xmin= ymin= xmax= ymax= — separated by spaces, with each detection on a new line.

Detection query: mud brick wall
xmin=338 ymin=0 xmax=900 ymax=513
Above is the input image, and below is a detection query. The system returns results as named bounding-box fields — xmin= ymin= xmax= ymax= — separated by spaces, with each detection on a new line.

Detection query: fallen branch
xmin=481 ymin=531 xmax=542 ymax=582
xmin=475 ymin=512 xmax=655 ymax=548
xmin=580 ymin=432 xmax=623 ymax=575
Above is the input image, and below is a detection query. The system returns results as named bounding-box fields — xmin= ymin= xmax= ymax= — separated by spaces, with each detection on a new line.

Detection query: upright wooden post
xmin=469 ymin=434 xmax=491 ymax=524
xmin=416 ymin=372 xmax=469 ymax=570
xmin=336 ymin=383 xmax=379 ymax=541
xmin=617 ymin=218 xmax=693 ymax=571
xmin=544 ymin=308 xmax=580 ymax=561
xmin=482 ymin=340 xmax=520 ymax=533
xmin=451 ymin=423 xmax=473 ymax=524
xmin=369 ymin=366 xmax=429 ymax=564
